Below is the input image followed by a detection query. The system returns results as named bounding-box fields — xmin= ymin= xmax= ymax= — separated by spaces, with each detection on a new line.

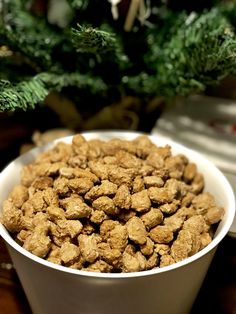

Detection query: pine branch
xmin=0 ymin=0 xmax=65 ymax=70
xmin=124 ymin=8 xmax=236 ymax=97
xmin=0 ymin=72 xmax=106 ymax=111
xmin=71 ymin=24 xmax=128 ymax=66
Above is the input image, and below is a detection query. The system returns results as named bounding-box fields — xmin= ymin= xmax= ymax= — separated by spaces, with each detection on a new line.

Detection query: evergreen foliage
xmin=1 ymin=0 xmax=236 ymax=111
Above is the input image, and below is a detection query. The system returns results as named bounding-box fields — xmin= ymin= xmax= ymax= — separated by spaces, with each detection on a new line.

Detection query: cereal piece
xmin=140 ymin=237 xmax=154 ymax=256
xmin=103 ymin=138 xmax=136 ymax=156
xmin=72 ymin=134 xmax=86 ymax=147
xmin=68 ymin=178 xmax=94 ymax=194
xmin=133 ymin=135 xmax=154 ymax=158
xmin=22 ymin=216 xmax=33 ymax=230
xmin=46 ymin=162 xmax=67 ymax=176
xmin=146 ymin=252 xmax=159 ymax=270
xmin=165 ymin=178 xmax=188 ymax=199
xmin=132 ymin=176 xmax=145 ymax=193
xmin=9 ymin=185 xmax=29 ymax=208
xmin=160 ymin=254 xmax=175 ymax=267
xmin=152 ymin=168 xmax=169 ymax=180
xmin=181 ymin=192 xmax=195 ymax=207
xmin=113 ymin=184 xmax=131 ymax=209
xmin=31 ymin=176 xmax=53 ymax=190
xmin=190 ymin=173 xmax=204 ymax=194
xmin=85 ymin=180 xmax=118 ymax=201
xmin=131 ymin=190 xmax=151 ymax=213
xmin=108 ymin=224 xmax=128 ymax=251
xmin=32 ymin=212 xmax=49 ymax=226
xmin=159 ymin=199 xmax=180 ymax=215
xmin=144 ymin=176 xmax=164 ymax=188
xmin=205 ymin=206 xmax=225 ymax=225
xmin=183 ymin=215 xmax=209 ymax=234
xmin=23 ymin=222 xmax=51 ymax=258
xmin=52 ymin=235 xmax=71 ymax=247
xmin=136 ymin=251 xmax=147 ymax=271
xmin=69 ymin=258 xmax=84 ymax=270
xmin=73 ymin=168 xmax=99 ymax=183
xmin=87 ymin=139 xmax=104 ymax=159
xmin=103 ymin=156 xmax=117 ymax=165
xmin=122 ymin=251 xmax=141 ymax=272
xmin=78 ymin=234 xmax=99 ymax=263
xmin=200 ymin=232 xmax=212 ymax=249
xmin=140 ymin=207 xmax=163 ymax=230
xmin=124 ymin=244 xmax=136 ymax=255
xmin=90 ymin=210 xmax=108 ymax=224
xmin=170 ymin=229 xmax=200 ymax=262
xmin=175 ymin=206 xmax=196 ymax=219
xmin=53 ymin=177 xmax=70 ymax=195
xmin=59 ymin=167 xmax=75 ymax=179
xmin=29 ymin=190 xmax=47 ymax=212
xmin=85 ymin=260 xmax=112 ymax=273
xmin=92 ymin=196 xmax=118 ymax=215
xmin=146 ymin=151 xmax=165 ymax=169
xmin=21 ymin=164 xmax=37 ymax=187
xmin=98 ymin=242 xmax=121 ymax=266
xmin=100 ymin=220 xmax=120 ymax=240
xmin=60 ymin=166 xmax=99 ymax=182
xmin=21 ymin=200 xmax=35 ymax=217
xmin=108 ymin=166 xmax=134 ymax=187
xmin=46 ymin=206 xmax=65 ymax=221
xmin=154 ymin=244 xmax=170 ymax=256
xmin=81 ymin=221 xmax=95 ymax=235
xmin=148 ymin=187 xmax=174 ymax=204
xmin=165 ymin=155 xmax=187 ymax=179
xmin=119 ymin=209 xmax=136 ymax=222
xmin=54 ymin=219 xmax=83 ymax=238
xmin=61 ymin=197 xmax=91 ymax=219
xmin=66 ymin=220 xmax=83 ymax=238
xmin=183 ymin=163 xmax=197 ymax=183
xmin=16 ymin=229 xmax=32 ymax=244
xmin=72 ymin=135 xmax=89 ymax=162
xmin=192 ymin=192 xmax=216 ymax=215
xmin=126 ymin=216 xmax=147 ymax=245
xmin=1 ymin=200 xmax=25 ymax=233
xmin=138 ymin=165 xmax=154 ymax=177
xmin=50 ymin=142 xmax=72 ymax=163
xmin=67 ymin=155 xmax=86 ymax=168
xmin=149 ymin=225 xmax=174 ymax=244
xmin=47 ymin=244 xmax=61 ymax=265
xmin=115 ymin=150 xmax=142 ymax=169
xmin=42 ymin=187 xmax=59 ymax=207
xmin=88 ymin=160 xmax=110 ymax=180
xmin=154 ymin=145 xmax=171 ymax=159
xmin=164 ymin=215 xmax=185 ymax=232
xmin=60 ymin=242 xmax=80 ymax=264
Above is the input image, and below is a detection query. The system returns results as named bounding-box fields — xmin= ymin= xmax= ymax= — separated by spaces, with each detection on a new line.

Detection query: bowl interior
xmin=0 ymin=131 xmax=235 ymax=278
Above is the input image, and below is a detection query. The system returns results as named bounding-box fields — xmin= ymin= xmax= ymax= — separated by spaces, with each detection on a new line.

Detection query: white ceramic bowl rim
xmin=0 ymin=131 xmax=235 ymax=279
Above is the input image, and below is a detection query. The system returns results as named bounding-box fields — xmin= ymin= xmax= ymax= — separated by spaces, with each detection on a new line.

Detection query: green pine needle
xmin=125 ymin=8 xmax=236 ymax=97
xmin=0 ymin=73 xmax=106 ymax=111
xmin=71 ymin=25 xmax=117 ymax=55
xmin=1 ymin=0 xmax=64 ymax=70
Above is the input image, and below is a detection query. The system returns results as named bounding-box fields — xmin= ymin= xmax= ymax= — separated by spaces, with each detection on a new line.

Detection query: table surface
xmin=0 ymin=235 xmax=236 ymax=314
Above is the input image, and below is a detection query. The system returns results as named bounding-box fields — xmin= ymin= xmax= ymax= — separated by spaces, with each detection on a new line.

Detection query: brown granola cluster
xmin=1 ymin=134 xmax=224 ymax=273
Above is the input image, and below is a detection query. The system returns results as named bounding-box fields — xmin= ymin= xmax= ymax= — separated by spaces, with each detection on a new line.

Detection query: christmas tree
xmin=1 ymin=0 xmax=236 ymax=130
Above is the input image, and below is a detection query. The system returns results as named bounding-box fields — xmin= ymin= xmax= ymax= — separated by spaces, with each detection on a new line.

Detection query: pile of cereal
xmin=1 ymin=134 xmax=224 ymax=273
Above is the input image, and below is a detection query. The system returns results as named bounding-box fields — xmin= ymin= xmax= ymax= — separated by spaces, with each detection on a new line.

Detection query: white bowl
xmin=0 ymin=131 xmax=235 ymax=314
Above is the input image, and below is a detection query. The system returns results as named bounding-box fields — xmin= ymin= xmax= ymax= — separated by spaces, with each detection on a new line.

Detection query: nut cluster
xmin=1 ymin=134 xmax=224 ymax=273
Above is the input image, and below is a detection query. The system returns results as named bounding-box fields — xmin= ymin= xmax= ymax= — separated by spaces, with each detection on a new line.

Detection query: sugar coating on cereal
xmin=1 ymin=134 xmax=225 ymax=273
